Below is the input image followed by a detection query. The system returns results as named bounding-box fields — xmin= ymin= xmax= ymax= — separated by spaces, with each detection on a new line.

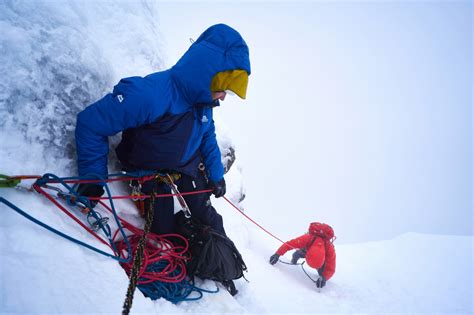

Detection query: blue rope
xmin=136 ymin=260 xmax=219 ymax=303
xmin=2 ymin=171 xmax=220 ymax=302
xmin=0 ymin=172 xmax=132 ymax=263
xmin=36 ymin=173 xmax=132 ymax=260
xmin=0 ymin=196 xmax=129 ymax=262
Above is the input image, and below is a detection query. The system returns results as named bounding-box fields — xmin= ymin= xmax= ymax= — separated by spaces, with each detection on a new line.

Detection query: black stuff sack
xmin=174 ymin=211 xmax=247 ymax=295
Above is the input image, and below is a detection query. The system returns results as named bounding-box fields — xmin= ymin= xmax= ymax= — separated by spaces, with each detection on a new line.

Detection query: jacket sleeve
xmin=276 ymin=234 xmax=311 ymax=256
xmin=321 ymin=241 xmax=336 ymax=280
xmin=199 ymin=118 xmax=224 ymax=182
xmin=76 ymin=77 xmax=166 ymax=177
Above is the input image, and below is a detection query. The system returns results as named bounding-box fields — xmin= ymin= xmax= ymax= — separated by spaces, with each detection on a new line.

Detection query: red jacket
xmin=276 ymin=234 xmax=336 ymax=280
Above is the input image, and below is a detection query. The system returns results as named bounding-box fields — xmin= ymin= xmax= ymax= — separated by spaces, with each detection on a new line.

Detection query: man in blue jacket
xmin=75 ymin=24 xmax=250 ymax=235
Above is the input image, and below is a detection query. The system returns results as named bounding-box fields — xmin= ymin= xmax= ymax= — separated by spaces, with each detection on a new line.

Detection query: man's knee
xmin=205 ymin=207 xmax=225 ymax=235
xmin=291 ymin=249 xmax=306 ymax=264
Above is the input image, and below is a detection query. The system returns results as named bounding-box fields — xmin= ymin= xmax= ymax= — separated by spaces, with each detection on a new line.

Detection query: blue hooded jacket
xmin=75 ymin=24 xmax=251 ymax=182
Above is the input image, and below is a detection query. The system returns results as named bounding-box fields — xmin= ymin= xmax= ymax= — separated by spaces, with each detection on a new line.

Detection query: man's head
xmin=171 ymin=24 xmax=251 ymax=104
xmin=212 ymin=91 xmax=227 ymax=101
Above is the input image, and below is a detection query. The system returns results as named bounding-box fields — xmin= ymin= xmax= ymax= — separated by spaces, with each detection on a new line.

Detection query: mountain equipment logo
xmin=201 ymin=115 xmax=209 ymax=123
xmin=117 ymin=94 xmax=124 ymax=103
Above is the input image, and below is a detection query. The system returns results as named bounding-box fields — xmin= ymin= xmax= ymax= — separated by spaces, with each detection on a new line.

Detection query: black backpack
xmin=174 ymin=211 xmax=247 ymax=295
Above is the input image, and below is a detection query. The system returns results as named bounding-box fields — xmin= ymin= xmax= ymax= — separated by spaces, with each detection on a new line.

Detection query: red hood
xmin=309 ymin=222 xmax=335 ymax=240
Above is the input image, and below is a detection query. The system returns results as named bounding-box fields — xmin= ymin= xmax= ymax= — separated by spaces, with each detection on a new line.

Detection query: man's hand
xmin=269 ymin=253 xmax=280 ymax=265
xmin=316 ymin=276 xmax=326 ymax=288
xmin=210 ymin=178 xmax=226 ymax=198
xmin=76 ymin=183 xmax=104 ymax=208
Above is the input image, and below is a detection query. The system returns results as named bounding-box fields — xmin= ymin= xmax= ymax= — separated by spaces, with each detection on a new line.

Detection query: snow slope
xmin=1 ymin=186 xmax=472 ymax=314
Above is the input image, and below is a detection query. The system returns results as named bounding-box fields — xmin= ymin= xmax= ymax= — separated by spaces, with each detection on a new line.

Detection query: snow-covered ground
xmin=0 ymin=1 xmax=472 ymax=314
xmin=1 ymin=185 xmax=472 ymax=314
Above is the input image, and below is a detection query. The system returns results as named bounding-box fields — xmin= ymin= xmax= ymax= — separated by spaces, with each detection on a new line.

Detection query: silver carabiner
xmin=129 ymin=181 xmax=142 ymax=201
xmin=87 ymin=213 xmax=110 ymax=232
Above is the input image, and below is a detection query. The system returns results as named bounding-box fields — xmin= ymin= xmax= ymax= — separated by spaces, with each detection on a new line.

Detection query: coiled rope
xmin=0 ymin=172 xmax=219 ymax=311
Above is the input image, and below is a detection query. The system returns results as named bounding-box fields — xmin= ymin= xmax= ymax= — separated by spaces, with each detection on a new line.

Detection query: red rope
xmin=9 ymin=175 xmax=42 ymax=180
xmin=9 ymin=175 xmax=154 ymax=184
xmin=90 ymin=189 xmax=213 ymax=201
xmin=90 ymin=188 xmax=286 ymax=246
xmin=29 ymin=173 xmax=287 ymax=252
xmin=60 ymin=175 xmax=156 ymax=185
xmin=222 ymin=196 xmax=286 ymax=244
xmin=97 ymin=200 xmax=143 ymax=236
xmin=115 ymin=233 xmax=189 ymax=284
xmin=30 ymin=179 xmax=190 ymax=285
xmin=33 ymin=184 xmax=112 ymax=249
xmin=98 ymin=200 xmax=190 ymax=284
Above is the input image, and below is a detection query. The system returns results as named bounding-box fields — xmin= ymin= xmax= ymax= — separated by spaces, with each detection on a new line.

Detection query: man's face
xmin=211 ymin=91 xmax=226 ymax=101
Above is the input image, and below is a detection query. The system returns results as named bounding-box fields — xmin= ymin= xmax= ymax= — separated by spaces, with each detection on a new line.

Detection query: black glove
xmin=209 ymin=178 xmax=226 ymax=198
xmin=76 ymin=183 xmax=104 ymax=208
xmin=316 ymin=276 xmax=326 ymax=288
xmin=269 ymin=253 xmax=280 ymax=265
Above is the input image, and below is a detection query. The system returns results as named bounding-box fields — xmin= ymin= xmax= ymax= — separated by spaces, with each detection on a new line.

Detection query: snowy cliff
xmin=0 ymin=2 xmax=472 ymax=315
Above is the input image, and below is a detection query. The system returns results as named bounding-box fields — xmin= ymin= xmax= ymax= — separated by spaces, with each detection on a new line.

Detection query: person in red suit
xmin=269 ymin=222 xmax=336 ymax=288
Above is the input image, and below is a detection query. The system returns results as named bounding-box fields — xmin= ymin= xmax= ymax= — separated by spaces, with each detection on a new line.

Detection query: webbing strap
xmin=0 ymin=174 xmax=20 ymax=188
xmin=163 ymin=173 xmax=192 ymax=218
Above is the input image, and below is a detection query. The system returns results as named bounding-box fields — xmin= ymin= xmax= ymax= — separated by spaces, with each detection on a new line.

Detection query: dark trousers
xmin=141 ymin=172 xmax=226 ymax=236
xmin=291 ymin=249 xmax=307 ymax=264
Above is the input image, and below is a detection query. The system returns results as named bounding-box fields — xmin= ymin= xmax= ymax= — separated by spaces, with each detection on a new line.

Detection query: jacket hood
xmin=309 ymin=222 xmax=335 ymax=240
xmin=170 ymin=24 xmax=251 ymax=104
